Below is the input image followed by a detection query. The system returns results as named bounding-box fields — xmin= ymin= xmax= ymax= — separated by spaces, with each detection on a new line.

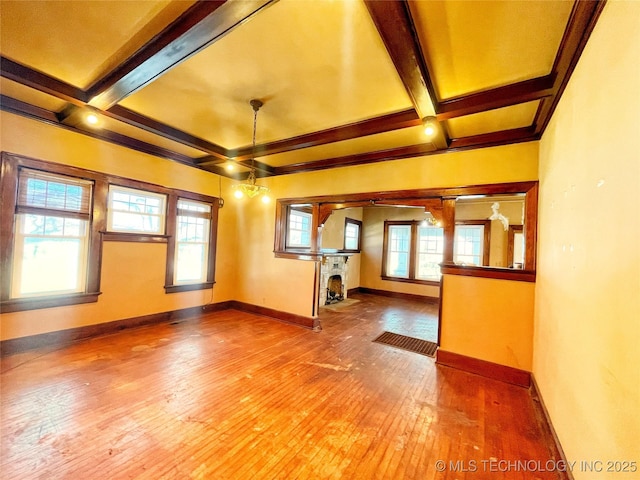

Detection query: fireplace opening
xmin=326 ymin=275 xmax=344 ymax=304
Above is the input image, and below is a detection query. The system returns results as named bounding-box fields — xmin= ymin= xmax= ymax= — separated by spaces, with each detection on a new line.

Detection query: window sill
xmin=440 ymin=263 xmax=536 ymax=282
xmin=164 ymin=282 xmax=215 ymax=293
xmin=1 ymin=292 xmax=102 ymax=313
xmin=380 ymin=276 xmax=441 ymax=287
xmin=101 ymin=232 xmax=169 ymax=243
xmin=274 ymin=250 xmax=322 ymax=261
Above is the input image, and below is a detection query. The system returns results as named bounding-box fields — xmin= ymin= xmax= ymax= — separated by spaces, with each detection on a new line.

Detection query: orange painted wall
xmin=534 ymin=1 xmax=640 ymax=476
xmin=440 ymin=274 xmax=534 ymax=370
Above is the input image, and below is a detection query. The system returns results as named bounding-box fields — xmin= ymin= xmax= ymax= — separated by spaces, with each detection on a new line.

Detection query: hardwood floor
xmin=1 ymin=293 xmax=566 ymax=479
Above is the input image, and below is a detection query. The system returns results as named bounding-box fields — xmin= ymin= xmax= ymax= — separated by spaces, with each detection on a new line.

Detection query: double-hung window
xmin=174 ymin=199 xmax=211 ymax=284
xmin=344 ymin=218 xmax=362 ymax=252
xmin=453 ymin=222 xmax=490 ymax=266
xmin=416 ymin=225 xmax=444 ymax=280
xmin=11 ymin=168 xmax=92 ymax=298
xmin=382 ymin=220 xmax=443 ymax=284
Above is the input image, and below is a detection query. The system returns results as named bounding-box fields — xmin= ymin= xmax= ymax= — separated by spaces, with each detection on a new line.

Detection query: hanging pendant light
xmin=232 ymin=99 xmax=270 ymax=203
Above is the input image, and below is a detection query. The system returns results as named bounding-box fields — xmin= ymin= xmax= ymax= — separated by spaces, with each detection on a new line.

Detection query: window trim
xmin=164 ymin=191 xmax=219 ymax=294
xmin=274 ymin=181 xmax=538 ymax=282
xmin=0 ymin=153 xmax=105 ymax=313
xmin=0 ymin=152 xmax=221 ymax=312
xmin=343 ymin=217 xmax=362 ymax=253
xmin=381 ymin=220 xmax=442 ymax=287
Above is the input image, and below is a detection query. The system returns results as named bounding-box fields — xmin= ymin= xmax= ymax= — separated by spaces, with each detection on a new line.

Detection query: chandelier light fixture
xmin=232 ymin=99 xmax=270 ymax=203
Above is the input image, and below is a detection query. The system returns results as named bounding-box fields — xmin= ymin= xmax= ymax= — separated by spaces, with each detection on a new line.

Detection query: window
xmin=1 ymin=152 xmax=222 ymax=312
xmin=286 ymin=206 xmax=313 ymax=248
xmin=386 ymin=224 xmax=411 ymax=278
xmin=107 ymin=185 xmax=166 ymax=234
xmin=416 ymin=225 xmax=444 ymax=280
xmin=343 ymin=218 xmax=362 ymax=252
xmin=382 ymin=221 xmax=443 ymax=284
xmin=174 ymin=199 xmax=211 ymax=284
xmin=11 ymin=168 xmax=92 ymax=298
xmin=453 ymin=222 xmax=490 ymax=266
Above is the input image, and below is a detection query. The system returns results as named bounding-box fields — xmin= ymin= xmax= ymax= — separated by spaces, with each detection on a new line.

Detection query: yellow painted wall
xmin=534 ymin=1 xmax=640 ymax=477
xmin=231 ymin=142 xmax=538 ymax=317
xmin=440 ymin=274 xmax=534 ymax=370
xmin=1 ymin=106 xmax=539 ymax=334
xmin=0 ymin=112 xmax=238 ymax=340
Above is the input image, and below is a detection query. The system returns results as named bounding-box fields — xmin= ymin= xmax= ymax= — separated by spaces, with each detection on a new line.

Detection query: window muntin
xmin=454 ymin=225 xmax=484 ymax=266
xmin=287 ymin=208 xmax=312 ymax=248
xmin=107 ymin=185 xmax=166 ymax=234
xmin=174 ymin=199 xmax=211 ymax=284
xmin=11 ymin=168 xmax=92 ymax=298
xmin=416 ymin=225 xmax=444 ymax=280
xmin=386 ymin=224 xmax=411 ymax=278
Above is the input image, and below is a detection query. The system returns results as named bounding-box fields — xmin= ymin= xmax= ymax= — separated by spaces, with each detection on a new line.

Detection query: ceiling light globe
xmin=86 ymin=113 xmax=99 ymax=126
xmin=424 ymin=125 xmax=435 ymax=136
xmin=261 ymin=194 xmax=271 ymax=204
xmin=234 ymin=189 xmax=244 ymax=199
xmin=225 ymin=163 xmax=235 ymax=172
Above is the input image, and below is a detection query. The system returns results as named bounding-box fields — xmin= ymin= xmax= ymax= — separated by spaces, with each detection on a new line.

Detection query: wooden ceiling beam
xmin=86 ymin=0 xmax=277 ymax=110
xmin=0 ymin=94 xmax=60 ymax=125
xmin=274 ymin=142 xmax=438 ymax=175
xmin=448 ymin=127 xmax=538 ymax=151
xmin=534 ymin=0 xmax=607 ymax=135
xmin=364 ymin=1 xmax=447 ymax=150
xmin=229 ymin=109 xmax=421 ymax=161
xmin=436 ymin=76 xmax=555 ymax=121
xmin=0 ymin=95 xmax=196 ymax=167
xmin=0 ymin=57 xmax=87 ymax=105
xmin=364 ymin=1 xmax=436 ymax=120
xmin=105 ymin=105 xmax=228 ymax=160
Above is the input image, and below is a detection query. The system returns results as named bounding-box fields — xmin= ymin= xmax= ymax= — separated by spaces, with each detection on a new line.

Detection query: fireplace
xmin=319 ymin=253 xmax=351 ymax=306
xmin=326 ymin=274 xmax=344 ymax=304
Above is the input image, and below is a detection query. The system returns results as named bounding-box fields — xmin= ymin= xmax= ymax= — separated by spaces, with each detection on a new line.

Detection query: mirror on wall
xmin=454 ymin=194 xmax=526 ymax=269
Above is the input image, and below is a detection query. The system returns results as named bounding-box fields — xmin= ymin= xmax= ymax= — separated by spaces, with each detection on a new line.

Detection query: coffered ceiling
xmin=0 ymin=0 xmax=605 ymax=179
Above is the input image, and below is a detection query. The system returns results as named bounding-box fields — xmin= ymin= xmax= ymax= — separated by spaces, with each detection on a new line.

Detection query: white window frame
xmin=107 ymin=185 xmax=167 ymax=234
xmin=454 ymin=224 xmax=485 ymax=266
xmin=386 ymin=224 xmax=411 ymax=279
xmin=286 ymin=208 xmax=313 ymax=249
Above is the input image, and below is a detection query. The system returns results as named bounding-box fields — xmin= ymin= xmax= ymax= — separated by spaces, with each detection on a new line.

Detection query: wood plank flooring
xmin=1 ymin=293 xmax=566 ymax=479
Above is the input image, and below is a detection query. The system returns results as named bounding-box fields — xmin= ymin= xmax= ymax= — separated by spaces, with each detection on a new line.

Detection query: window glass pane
xmin=417 ymin=226 xmax=443 ymax=280
xmin=174 ymin=198 xmax=211 ymax=284
xmin=387 ymin=225 xmax=411 ymax=278
xmin=345 ymin=222 xmax=359 ymax=250
xmin=454 ymin=225 xmax=484 ymax=266
xmin=107 ymin=186 xmax=166 ymax=234
xmin=287 ymin=209 xmax=312 ymax=248
xmin=13 ymin=214 xmax=88 ymax=297
xmin=175 ymin=244 xmax=207 ymax=282
xmin=21 ymin=173 xmax=90 ymax=212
